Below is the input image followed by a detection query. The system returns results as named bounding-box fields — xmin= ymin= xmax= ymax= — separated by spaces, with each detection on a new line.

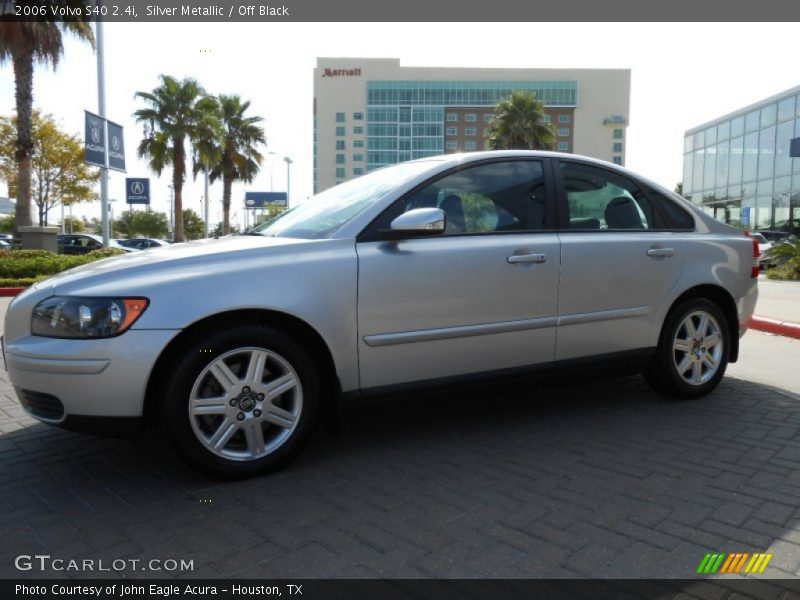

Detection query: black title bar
xmin=1 ymin=0 xmax=800 ymax=22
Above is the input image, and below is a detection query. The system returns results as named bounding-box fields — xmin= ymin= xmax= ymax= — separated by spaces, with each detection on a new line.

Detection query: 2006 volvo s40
xmin=4 ymin=151 xmax=758 ymax=476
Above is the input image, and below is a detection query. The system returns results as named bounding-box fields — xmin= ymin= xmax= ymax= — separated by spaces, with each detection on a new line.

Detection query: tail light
xmin=745 ymin=230 xmax=760 ymax=278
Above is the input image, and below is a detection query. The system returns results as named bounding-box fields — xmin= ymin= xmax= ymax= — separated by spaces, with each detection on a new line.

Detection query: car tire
xmin=160 ymin=323 xmax=320 ymax=478
xmin=644 ymin=298 xmax=730 ymax=399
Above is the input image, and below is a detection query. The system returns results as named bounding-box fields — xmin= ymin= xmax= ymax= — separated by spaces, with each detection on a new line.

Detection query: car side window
xmin=370 ymin=160 xmax=548 ymax=236
xmin=641 ymin=185 xmax=696 ymax=230
xmin=561 ymin=162 xmax=656 ymax=231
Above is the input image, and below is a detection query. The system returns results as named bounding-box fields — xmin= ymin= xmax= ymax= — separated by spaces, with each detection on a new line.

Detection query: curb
xmin=0 ymin=288 xmax=24 ymax=297
xmin=750 ymin=316 xmax=800 ymax=340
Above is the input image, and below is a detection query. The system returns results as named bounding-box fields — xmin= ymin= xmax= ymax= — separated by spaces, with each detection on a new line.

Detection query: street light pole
xmin=204 ymin=167 xmax=210 ymax=238
xmin=283 ymin=156 xmax=293 ymax=208
xmin=95 ymin=14 xmax=110 ymax=247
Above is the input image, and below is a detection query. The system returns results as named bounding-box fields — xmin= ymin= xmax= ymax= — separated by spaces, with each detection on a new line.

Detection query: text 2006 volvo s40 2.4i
xmin=4 ymin=151 xmax=758 ymax=477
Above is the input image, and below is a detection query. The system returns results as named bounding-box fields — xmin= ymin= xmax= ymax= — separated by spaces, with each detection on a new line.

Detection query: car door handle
xmin=647 ymin=247 xmax=675 ymax=258
xmin=507 ymin=253 xmax=547 ymax=264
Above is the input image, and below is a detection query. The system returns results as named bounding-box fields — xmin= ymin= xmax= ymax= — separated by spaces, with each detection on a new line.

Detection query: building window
xmin=353 ymin=167 xmax=364 ymax=176
xmin=557 ymin=128 xmax=570 ymax=137
xmin=353 ymin=112 xmax=364 ymax=121
xmin=353 ymin=126 xmax=364 ymax=135
xmin=336 ymin=167 xmax=346 ymax=178
xmin=336 ymin=112 xmax=346 ymax=123
xmin=612 ymin=156 xmax=623 ymax=165
xmin=353 ymin=140 xmax=364 ymax=148
xmin=558 ymin=114 xmax=570 ymax=123
xmin=446 ymin=113 xmax=458 ymax=122
xmin=445 ymin=140 xmax=458 ymax=150
xmin=558 ymin=141 xmax=569 ymax=151
xmin=335 ymin=140 xmax=345 ymax=150
xmin=336 ymin=126 xmax=345 ymax=136
xmin=353 ymin=154 xmax=364 ymax=162
xmin=484 ymin=114 xmax=494 ymax=122
xmin=336 ymin=154 xmax=345 ymax=164
xmin=543 ymin=115 xmax=552 ymax=124
xmin=465 ymin=140 xmax=477 ymax=151
xmin=465 ymin=127 xmax=477 ymax=136
xmin=614 ymin=128 xmax=623 ymax=139
xmin=465 ymin=113 xmax=477 ymax=122
xmin=613 ymin=142 xmax=623 ymax=152
xmin=446 ymin=127 xmax=458 ymax=136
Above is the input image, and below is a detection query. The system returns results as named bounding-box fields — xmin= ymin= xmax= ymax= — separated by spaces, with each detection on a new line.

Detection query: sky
xmin=0 ymin=21 xmax=798 ymax=226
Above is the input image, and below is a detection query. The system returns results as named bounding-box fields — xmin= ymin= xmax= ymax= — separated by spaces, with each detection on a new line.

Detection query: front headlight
xmin=32 ymin=297 xmax=149 ymax=339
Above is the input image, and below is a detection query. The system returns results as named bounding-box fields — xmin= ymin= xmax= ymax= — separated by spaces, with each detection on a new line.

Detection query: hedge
xmin=0 ymin=248 xmax=127 ymax=287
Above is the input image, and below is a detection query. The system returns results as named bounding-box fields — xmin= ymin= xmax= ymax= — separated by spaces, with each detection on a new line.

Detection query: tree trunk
xmin=222 ymin=174 xmax=232 ymax=235
xmin=12 ymin=52 xmax=34 ymax=236
xmin=172 ymin=139 xmax=185 ymax=242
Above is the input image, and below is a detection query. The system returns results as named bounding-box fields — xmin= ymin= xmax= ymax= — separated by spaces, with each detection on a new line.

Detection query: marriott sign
xmin=322 ymin=68 xmax=362 ymax=78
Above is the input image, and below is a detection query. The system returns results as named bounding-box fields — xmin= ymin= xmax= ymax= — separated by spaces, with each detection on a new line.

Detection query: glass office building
xmin=683 ymin=86 xmax=800 ymax=233
xmin=314 ymin=58 xmax=631 ymax=192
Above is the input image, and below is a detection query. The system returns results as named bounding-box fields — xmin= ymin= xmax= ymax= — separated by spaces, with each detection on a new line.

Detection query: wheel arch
xmin=661 ymin=284 xmax=740 ymax=363
xmin=143 ymin=309 xmax=341 ymax=427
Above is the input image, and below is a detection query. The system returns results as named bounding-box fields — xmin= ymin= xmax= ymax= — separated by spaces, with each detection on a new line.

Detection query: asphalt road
xmin=1 ymin=296 xmax=800 ymax=581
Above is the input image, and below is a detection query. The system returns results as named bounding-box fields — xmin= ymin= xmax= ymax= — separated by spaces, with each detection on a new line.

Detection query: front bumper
xmin=6 ymin=329 xmax=179 ymax=422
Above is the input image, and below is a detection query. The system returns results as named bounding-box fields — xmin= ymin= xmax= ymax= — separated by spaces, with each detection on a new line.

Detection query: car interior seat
xmin=604 ymin=196 xmax=644 ymax=229
xmin=440 ymin=194 xmax=466 ymax=234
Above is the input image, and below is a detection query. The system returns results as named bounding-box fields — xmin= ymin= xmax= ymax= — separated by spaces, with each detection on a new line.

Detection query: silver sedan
xmin=3 ymin=151 xmax=758 ymax=477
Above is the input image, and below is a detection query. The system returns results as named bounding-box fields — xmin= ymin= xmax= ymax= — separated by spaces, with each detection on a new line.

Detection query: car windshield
xmin=251 ymin=160 xmax=439 ymax=239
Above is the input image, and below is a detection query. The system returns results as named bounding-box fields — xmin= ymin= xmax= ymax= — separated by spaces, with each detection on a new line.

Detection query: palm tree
xmin=0 ymin=3 xmax=94 ymax=236
xmin=194 ymin=95 xmax=265 ymax=235
xmin=134 ymin=76 xmax=219 ymax=242
xmin=485 ymin=90 xmax=555 ymax=151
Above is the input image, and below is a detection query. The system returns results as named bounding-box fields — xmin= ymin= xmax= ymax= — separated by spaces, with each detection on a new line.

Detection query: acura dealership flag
xmin=84 ymin=111 xmax=126 ymax=172
xmin=84 ymin=111 xmax=105 ymax=167
xmin=107 ymin=120 xmax=126 ymax=171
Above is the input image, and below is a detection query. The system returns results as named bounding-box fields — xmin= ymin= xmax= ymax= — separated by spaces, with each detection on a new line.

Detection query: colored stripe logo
xmin=697 ymin=552 xmax=773 ymax=574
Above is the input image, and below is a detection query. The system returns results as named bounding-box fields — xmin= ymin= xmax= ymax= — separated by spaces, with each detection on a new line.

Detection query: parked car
xmin=748 ymin=232 xmax=774 ymax=269
xmin=0 ymin=239 xmax=11 ymax=248
xmin=3 ymin=151 xmax=759 ymax=477
xmin=57 ymin=233 xmax=134 ymax=255
xmin=756 ymin=230 xmax=790 ymax=243
xmin=118 ymin=238 xmax=172 ymax=250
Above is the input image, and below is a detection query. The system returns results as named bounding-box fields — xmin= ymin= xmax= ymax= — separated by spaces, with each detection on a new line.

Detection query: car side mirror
xmin=383 ymin=208 xmax=446 ymax=239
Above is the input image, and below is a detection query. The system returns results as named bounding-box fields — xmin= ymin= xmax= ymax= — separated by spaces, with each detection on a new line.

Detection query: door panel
xmin=556 ymin=232 xmax=685 ymax=360
xmin=356 ymin=158 xmax=559 ymax=389
xmin=357 ymin=234 xmax=560 ymax=388
xmin=555 ymin=160 xmax=685 ymax=361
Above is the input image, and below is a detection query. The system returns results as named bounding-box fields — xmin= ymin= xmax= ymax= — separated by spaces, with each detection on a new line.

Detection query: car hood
xmin=37 ymin=235 xmax=319 ymax=295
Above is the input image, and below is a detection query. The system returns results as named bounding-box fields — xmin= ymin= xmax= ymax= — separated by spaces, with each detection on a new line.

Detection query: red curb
xmin=751 ymin=316 xmax=800 ymax=340
xmin=0 ymin=287 xmax=24 ymax=297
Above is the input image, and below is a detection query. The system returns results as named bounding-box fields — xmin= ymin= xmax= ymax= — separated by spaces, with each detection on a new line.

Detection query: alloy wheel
xmin=188 ymin=347 xmax=303 ymax=461
xmin=672 ymin=310 xmax=724 ymax=386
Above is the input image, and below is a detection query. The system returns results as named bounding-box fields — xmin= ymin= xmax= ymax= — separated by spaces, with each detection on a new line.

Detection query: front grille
xmin=19 ymin=389 xmax=65 ymax=421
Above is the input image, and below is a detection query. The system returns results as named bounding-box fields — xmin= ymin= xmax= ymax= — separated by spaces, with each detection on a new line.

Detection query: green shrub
xmin=0 ymin=247 xmax=127 ymax=283
xmin=764 ymin=238 xmax=800 ymax=281
xmin=87 ymin=248 xmax=127 ymax=258
xmin=0 ymin=277 xmax=45 ymax=287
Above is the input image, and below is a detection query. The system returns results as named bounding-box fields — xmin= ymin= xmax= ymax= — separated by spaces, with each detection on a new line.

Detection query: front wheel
xmin=645 ymin=298 xmax=729 ymax=399
xmin=161 ymin=324 xmax=320 ymax=478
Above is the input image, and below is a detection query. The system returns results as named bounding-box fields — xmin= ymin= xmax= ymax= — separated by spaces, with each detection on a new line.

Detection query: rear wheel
xmin=645 ymin=298 xmax=729 ymax=399
xmin=161 ymin=324 xmax=320 ymax=477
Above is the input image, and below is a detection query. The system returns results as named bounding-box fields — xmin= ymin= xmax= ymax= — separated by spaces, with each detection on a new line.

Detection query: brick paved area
xmin=2 ymin=300 xmax=800 ymax=579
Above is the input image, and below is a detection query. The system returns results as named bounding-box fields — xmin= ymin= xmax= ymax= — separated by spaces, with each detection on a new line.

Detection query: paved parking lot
xmin=2 ymin=298 xmax=800 ymax=580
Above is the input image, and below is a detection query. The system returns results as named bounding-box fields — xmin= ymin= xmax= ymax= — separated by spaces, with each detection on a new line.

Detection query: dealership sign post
xmin=126 ymin=178 xmax=151 ymax=206
xmin=243 ymin=192 xmax=288 ymax=229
